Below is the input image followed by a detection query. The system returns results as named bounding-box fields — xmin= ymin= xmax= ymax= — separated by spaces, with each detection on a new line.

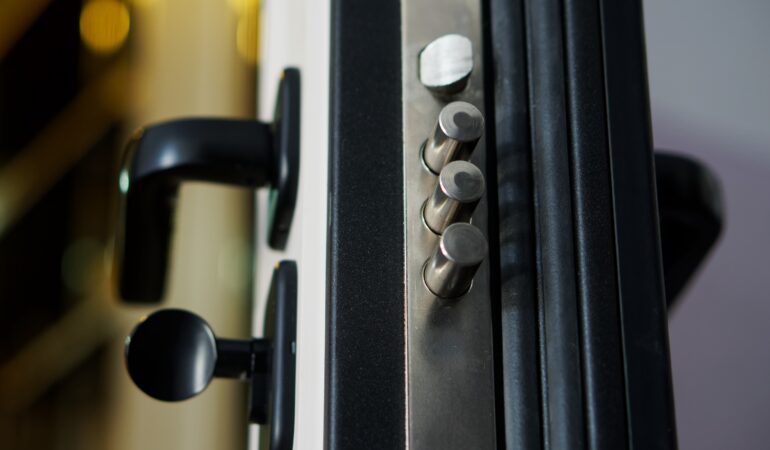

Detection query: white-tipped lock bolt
xmin=423 ymin=160 xmax=485 ymax=234
xmin=423 ymin=223 xmax=487 ymax=298
xmin=422 ymin=101 xmax=484 ymax=174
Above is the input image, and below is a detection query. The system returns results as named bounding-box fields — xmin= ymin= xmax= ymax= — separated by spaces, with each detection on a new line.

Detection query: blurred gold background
xmin=0 ymin=0 xmax=261 ymax=448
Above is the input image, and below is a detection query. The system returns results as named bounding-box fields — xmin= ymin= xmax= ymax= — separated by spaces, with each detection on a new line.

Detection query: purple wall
xmin=645 ymin=1 xmax=770 ymax=448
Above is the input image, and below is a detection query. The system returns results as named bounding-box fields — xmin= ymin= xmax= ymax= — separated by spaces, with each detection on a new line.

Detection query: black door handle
xmin=125 ymin=260 xmax=297 ymax=450
xmin=115 ymin=68 xmax=299 ymax=303
xmin=654 ymin=151 xmax=723 ymax=307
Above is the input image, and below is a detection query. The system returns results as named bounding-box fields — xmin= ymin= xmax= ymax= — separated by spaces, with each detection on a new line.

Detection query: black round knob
xmin=125 ymin=309 xmax=217 ymax=401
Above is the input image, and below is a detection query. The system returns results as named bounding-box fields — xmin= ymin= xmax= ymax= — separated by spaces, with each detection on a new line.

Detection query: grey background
xmin=644 ymin=0 xmax=770 ymax=448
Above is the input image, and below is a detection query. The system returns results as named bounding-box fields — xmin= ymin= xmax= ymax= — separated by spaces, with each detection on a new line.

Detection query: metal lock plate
xmin=401 ymin=0 xmax=496 ymax=448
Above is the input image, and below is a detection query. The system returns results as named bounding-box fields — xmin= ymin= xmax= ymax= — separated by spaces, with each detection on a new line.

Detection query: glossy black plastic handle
xmin=115 ymin=69 xmax=299 ymax=303
xmin=655 ymin=151 xmax=723 ymax=306
xmin=123 ymin=261 xmax=297 ymax=450
xmin=116 ymin=119 xmax=271 ymax=302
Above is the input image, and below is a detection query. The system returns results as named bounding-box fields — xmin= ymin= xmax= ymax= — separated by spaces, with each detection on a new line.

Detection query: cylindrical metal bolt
xmin=423 ymin=223 xmax=487 ymax=298
xmin=418 ymin=34 xmax=474 ymax=96
xmin=423 ymin=161 xmax=485 ymax=234
xmin=422 ymin=101 xmax=484 ymax=174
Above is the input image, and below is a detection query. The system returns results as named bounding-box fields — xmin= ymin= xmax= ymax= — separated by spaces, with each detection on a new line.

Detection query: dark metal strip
xmin=326 ymin=0 xmax=405 ymax=448
xmin=484 ymin=0 xmax=543 ymax=448
xmin=598 ymin=1 xmax=678 ymax=448
xmin=561 ymin=1 xmax=628 ymax=448
xmin=524 ymin=0 xmax=586 ymax=447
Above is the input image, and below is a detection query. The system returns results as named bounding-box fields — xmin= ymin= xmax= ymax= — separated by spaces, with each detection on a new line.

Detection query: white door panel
xmin=252 ymin=1 xmax=330 ymax=448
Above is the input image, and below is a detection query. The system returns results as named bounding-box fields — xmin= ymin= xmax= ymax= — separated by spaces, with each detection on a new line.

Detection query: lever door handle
xmin=115 ymin=69 xmax=299 ymax=302
xmin=654 ymin=151 xmax=723 ymax=306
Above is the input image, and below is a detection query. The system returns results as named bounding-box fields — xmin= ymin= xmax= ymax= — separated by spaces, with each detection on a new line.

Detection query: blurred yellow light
xmin=128 ymin=0 xmax=157 ymax=9
xmin=217 ymin=237 xmax=251 ymax=294
xmin=61 ymin=238 xmax=104 ymax=296
xmin=236 ymin=12 xmax=259 ymax=65
xmin=79 ymin=0 xmax=131 ymax=54
xmin=229 ymin=0 xmax=259 ymax=15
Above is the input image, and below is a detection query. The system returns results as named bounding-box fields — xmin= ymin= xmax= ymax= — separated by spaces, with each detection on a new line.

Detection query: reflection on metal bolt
xmin=423 ymin=160 xmax=485 ymax=234
xmin=423 ymin=223 xmax=487 ymax=298
xmin=419 ymin=34 xmax=474 ymax=96
xmin=422 ymin=101 xmax=484 ymax=174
